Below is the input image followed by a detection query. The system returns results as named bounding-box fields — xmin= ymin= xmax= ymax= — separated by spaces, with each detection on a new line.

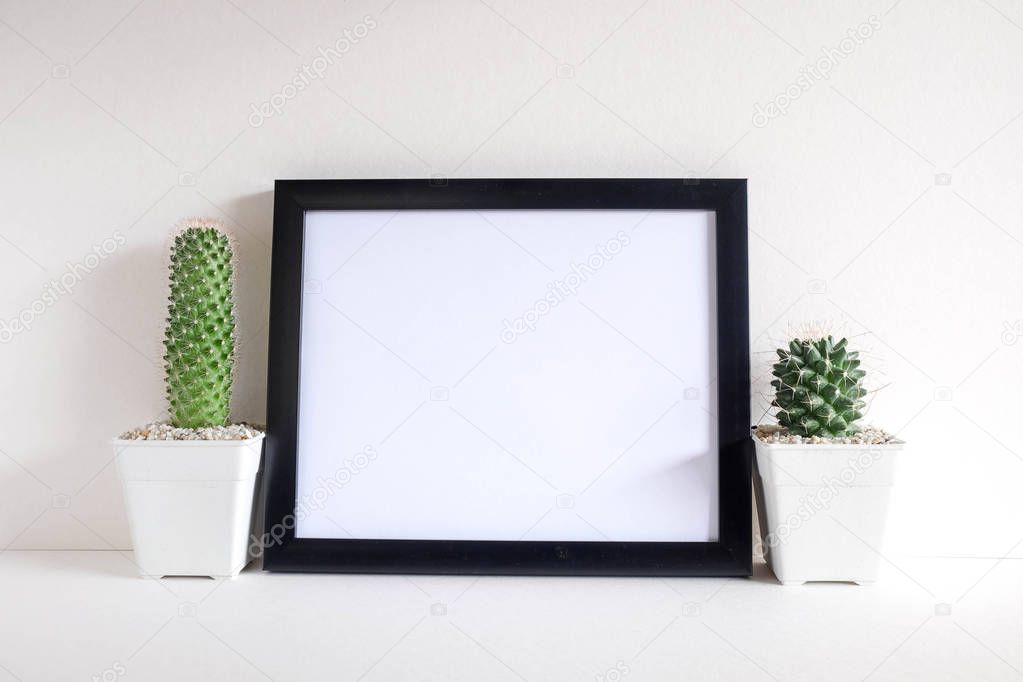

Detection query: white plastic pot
xmin=113 ymin=435 xmax=265 ymax=578
xmin=753 ymin=437 xmax=903 ymax=585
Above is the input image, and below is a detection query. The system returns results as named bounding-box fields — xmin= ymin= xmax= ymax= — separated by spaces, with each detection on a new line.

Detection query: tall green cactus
xmin=163 ymin=221 xmax=235 ymax=429
xmin=771 ymin=335 xmax=866 ymax=437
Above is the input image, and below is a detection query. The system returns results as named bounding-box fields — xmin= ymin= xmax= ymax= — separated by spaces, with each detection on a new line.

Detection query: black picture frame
xmin=263 ymin=178 xmax=751 ymax=576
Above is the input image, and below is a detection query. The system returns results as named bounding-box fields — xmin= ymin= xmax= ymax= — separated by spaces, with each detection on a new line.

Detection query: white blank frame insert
xmin=295 ymin=209 xmax=718 ymax=543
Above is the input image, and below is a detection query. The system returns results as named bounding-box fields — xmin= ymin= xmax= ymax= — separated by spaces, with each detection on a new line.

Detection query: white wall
xmin=1 ymin=0 xmax=1021 ymax=558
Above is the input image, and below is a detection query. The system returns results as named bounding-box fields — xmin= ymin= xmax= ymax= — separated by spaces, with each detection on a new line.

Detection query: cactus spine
xmin=771 ymin=335 xmax=866 ymax=437
xmin=164 ymin=221 xmax=235 ymax=429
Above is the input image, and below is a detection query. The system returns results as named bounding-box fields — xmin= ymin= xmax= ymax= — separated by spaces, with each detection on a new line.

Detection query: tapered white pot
xmin=753 ymin=438 xmax=903 ymax=585
xmin=113 ymin=435 xmax=264 ymax=578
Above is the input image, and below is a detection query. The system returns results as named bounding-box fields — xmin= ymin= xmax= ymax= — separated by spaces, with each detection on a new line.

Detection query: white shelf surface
xmin=1 ymin=551 xmax=1021 ymax=681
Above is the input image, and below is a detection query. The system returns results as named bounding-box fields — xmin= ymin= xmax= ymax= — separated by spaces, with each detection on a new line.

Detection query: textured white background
xmin=1 ymin=0 xmax=1022 ymax=566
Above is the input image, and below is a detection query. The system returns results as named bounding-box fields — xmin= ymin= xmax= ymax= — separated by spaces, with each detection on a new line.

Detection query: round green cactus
xmin=163 ymin=221 xmax=235 ymax=429
xmin=771 ymin=335 xmax=866 ymax=437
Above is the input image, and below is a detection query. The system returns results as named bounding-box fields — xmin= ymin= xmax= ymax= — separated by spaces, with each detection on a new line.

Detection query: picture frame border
xmin=264 ymin=178 xmax=751 ymax=576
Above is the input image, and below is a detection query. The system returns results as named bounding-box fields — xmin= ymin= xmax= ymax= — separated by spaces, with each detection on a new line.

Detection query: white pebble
xmin=753 ymin=424 xmax=895 ymax=445
xmin=119 ymin=422 xmax=264 ymax=441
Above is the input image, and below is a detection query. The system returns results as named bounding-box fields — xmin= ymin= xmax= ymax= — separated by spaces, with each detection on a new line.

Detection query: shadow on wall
xmin=110 ymin=189 xmax=274 ymax=427
xmin=219 ymin=190 xmax=274 ymax=426
xmin=107 ymin=189 xmax=276 ymax=428
xmin=68 ymin=186 xmax=275 ymax=430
